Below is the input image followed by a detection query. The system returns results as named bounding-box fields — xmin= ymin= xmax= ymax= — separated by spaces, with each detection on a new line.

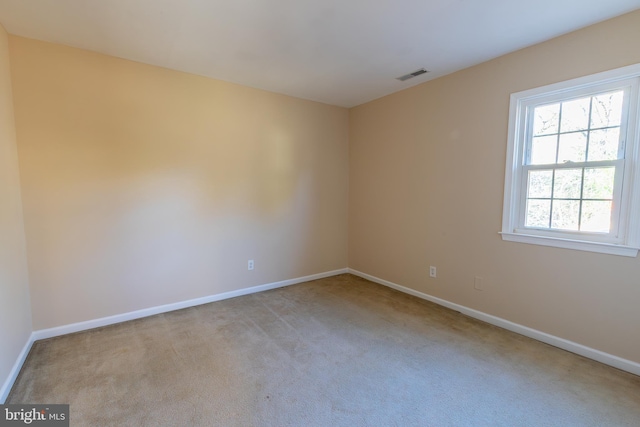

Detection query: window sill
xmin=500 ymin=232 xmax=639 ymax=257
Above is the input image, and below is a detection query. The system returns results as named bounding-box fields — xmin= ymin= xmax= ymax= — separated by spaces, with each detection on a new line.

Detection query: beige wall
xmin=0 ymin=25 xmax=32 ymax=399
xmin=10 ymin=37 xmax=349 ymax=330
xmin=349 ymin=10 xmax=640 ymax=364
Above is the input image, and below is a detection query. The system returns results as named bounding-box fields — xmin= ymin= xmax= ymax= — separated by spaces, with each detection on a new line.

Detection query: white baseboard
xmin=33 ymin=268 xmax=348 ymax=341
xmin=3 ymin=268 xmax=347 ymax=402
xmin=8 ymin=266 xmax=635 ymax=401
xmin=348 ymin=268 xmax=640 ymax=377
xmin=0 ymin=332 xmax=35 ymax=403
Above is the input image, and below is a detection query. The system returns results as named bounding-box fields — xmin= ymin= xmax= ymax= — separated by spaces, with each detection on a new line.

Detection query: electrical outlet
xmin=429 ymin=266 xmax=436 ymax=278
xmin=474 ymin=276 xmax=483 ymax=291
xmin=248 ymin=260 xmax=254 ymax=271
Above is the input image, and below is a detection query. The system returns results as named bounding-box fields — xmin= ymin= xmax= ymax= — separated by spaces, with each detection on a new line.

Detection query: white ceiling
xmin=0 ymin=0 xmax=639 ymax=107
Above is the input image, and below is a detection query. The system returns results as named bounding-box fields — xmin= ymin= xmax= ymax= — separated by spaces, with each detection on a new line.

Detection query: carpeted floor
xmin=8 ymin=274 xmax=640 ymax=426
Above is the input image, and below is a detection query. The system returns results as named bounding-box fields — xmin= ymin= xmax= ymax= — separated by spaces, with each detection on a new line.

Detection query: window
xmin=502 ymin=64 xmax=640 ymax=257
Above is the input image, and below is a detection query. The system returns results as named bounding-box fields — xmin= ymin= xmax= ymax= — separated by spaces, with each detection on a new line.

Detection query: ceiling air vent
xmin=396 ymin=68 xmax=429 ymax=82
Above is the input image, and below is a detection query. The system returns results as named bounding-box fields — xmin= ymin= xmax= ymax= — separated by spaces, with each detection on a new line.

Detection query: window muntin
xmin=521 ymin=89 xmax=628 ymax=238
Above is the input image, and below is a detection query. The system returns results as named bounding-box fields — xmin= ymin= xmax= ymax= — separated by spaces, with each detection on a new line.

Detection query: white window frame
xmin=501 ymin=64 xmax=640 ymax=257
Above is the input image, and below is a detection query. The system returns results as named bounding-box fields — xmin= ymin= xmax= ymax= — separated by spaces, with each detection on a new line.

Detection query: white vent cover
xmin=396 ymin=68 xmax=429 ymax=82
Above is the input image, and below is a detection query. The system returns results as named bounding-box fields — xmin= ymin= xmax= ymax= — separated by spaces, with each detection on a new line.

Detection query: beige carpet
xmin=8 ymin=274 xmax=640 ymax=426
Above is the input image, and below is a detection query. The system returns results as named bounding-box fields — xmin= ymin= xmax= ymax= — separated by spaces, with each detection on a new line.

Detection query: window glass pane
xmin=553 ymin=169 xmax=582 ymax=199
xmin=551 ymin=200 xmax=580 ymax=230
xmin=591 ymin=91 xmax=624 ymax=129
xmin=530 ymin=135 xmax=557 ymax=165
xmin=525 ymin=199 xmax=550 ymax=228
xmin=560 ymin=97 xmax=590 ymax=132
xmin=583 ymin=167 xmax=615 ymax=199
xmin=557 ymin=132 xmax=587 ymax=163
xmin=581 ymin=201 xmax=612 ymax=232
xmin=533 ymin=103 xmax=560 ymax=136
xmin=527 ymin=170 xmax=553 ymax=198
xmin=587 ymin=128 xmax=620 ymax=161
